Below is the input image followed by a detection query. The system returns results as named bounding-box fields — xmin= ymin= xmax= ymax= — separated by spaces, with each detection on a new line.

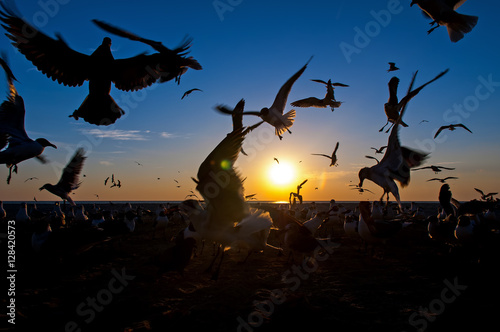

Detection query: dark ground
xmin=1 ymin=202 xmax=499 ymax=332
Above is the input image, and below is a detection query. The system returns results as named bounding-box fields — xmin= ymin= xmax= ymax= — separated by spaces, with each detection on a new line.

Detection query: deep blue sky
xmin=1 ymin=0 xmax=498 ymax=202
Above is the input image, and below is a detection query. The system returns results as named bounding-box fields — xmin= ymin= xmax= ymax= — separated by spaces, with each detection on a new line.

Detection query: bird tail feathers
xmin=446 ymin=13 xmax=478 ymax=42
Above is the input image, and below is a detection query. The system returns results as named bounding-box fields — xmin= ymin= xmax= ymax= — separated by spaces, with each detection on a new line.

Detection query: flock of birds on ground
xmin=0 ymin=1 xmax=495 ymax=279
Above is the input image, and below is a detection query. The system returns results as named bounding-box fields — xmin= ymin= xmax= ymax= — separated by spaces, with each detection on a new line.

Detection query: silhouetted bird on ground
xmin=39 ymin=148 xmax=86 ymax=206
xmin=0 ymin=5 xmax=200 ymax=126
xmin=0 ymin=54 xmax=57 ymax=184
xmin=434 ymin=123 xmax=472 ymax=139
xmin=474 ymin=188 xmax=498 ymax=201
xmin=410 ymin=0 xmax=478 ymax=42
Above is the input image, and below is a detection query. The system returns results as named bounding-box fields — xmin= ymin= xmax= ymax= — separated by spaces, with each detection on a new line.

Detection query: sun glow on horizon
xmin=268 ymin=161 xmax=295 ymax=186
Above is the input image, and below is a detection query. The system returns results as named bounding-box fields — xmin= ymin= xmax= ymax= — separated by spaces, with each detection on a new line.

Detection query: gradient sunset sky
xmin=0 ymin=0 xmax=498 ymax=203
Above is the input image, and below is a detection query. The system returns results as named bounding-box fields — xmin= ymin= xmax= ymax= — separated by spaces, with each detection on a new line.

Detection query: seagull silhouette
xmin=387 ymin=62 xmax=399 ymax=72
xmin=290 ymin=79 xmax=347 ymax=111
xmin=181 ymin=88 xmax=202 ymax=99
xmin=380 ymin=69 xmax=449 ymax=133
xmin=215 ymin=57 xmax=312 ymax=140
xmin=24 ymin=177 xmax=38 ymax=182
xmin=474 ymin=188 xmax=498 ymax=201
xmin=371 ymin=146 xmax=387 ymax=154
xmin=39 ymin=148 xmax=86 ymax=205
xmin=312 ymin=142 xmax=339 ymax=167
xmin=427 ymin=177 xmax=459 ymax=183
xmin=410 ymin=0 xmax=478 ymax=42
xmin=0 ymin=54 xmax=57 ymax=184
xmin=412 ymin=165 xmax=455 ymax=173
xmin=365 ymin=155 xmax=380 ymax=164
xmin=274 ymin=157 xmax=279 ymax=164
xmin=434 ymin=124 xmax=472 ymax=139
xmin=0 ymin=5 xmax=200 ymax=126
xmin=92 ymin=19 xmax=201 ymax=84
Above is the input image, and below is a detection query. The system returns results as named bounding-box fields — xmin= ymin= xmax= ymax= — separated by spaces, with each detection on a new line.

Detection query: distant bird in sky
xmin=419 ymin=119 xmax=429 ymax=124
xmin=92 ymin=19 xmax=202 ymax=84
xmin=104 ymin=176 xmax=110 ymax=186
xmin=0 ymin=4 xmax=200 ymax=126
xmin=215 ymin=57 xmax=312 ymax=140
xmin=474 ymin=188 xmax=498 ymax=201
xmin=412 ymin=165 xmax=455 ymax=173
xmin=290 ymin=79 xmax=347 ymax=111
xmin=380 ymin=69 xmax=449 ymax=133
xmin=434 ymin=123 xmax=472 ymax=139
xmin=110 ymin=179 xmax=122 ymax=188
xmin=387 ymin=62 xmax=399 ymax=72
xmin=95 ymin=194 xmax=99 ymax=199
xmin=39 ymin=148 xmax=86 ymax=205
xmin=274 ymin=157 xmax=279 ymax=164
xmin=290 ymin=179 xmax=308 ymax=205
xmin=427 ymin=176 xmax=459 ymax=183
xmin=181 ymin=88 xmax=202 ymax=99
xmin=311 ymin=141 xmax=339 ymax=167
xmin=371 ymin=146 xmax=387 ymax=154
xmin=174 ymin=179 xmax=179 ymax=183
xmin=24 ymin=177 xmax=38 ymax=182
xmin=359 ymin=92 xmax=428 ymax=209
xmin=0 ymin=54 xmax=57 ymax=184
xmin=410 ymin=0 xmax=478 ymax=43
xmin=349 ymin=184 xmax=374 ymax=194
xmin=134 ymin=161 xmax=143 ymax=166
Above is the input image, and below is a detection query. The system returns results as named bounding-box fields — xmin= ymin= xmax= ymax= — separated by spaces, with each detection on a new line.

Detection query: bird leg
xmin=379 ymin=121 xmax=389 ymax=132
xmin=427 ymin=24 xmax=439 ymax=35
xmin=211 ymin=248 xmax=225 ymax=281
xmin=385 ymin=122 xmax=395 ymax=133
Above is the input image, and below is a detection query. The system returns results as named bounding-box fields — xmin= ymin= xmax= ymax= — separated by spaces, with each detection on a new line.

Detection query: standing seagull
xmin=380 ymin=69 xmax=449 ymax=133
xmin=387 ymin=62 xmax=399 ymax=72
xmin=0 ymin=54 xmax=57 ymax=184
xmin=290 ymin=79 xmax=347 ymax=111
xmin=410 ymin=0 xmax=478 ymax=42
xmin=215 ymin=57 xmax=312 ymax=140
xmin=39 ymin=148 xmax=86 ymax=206
xmin=434 ymin=123 xmax=472 ymax=139
xmin=0 ymin=5 xmax=199 ymax=126
xmin=311 ymin=142 xmax=340 ymax=167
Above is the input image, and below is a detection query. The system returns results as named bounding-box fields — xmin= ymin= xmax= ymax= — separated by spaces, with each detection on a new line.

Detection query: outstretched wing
xmin=434 ymin=126 xmax=448 ymax=139
xmin=311 ymin=153 xmax=332 ymax=159
xmin=56 ymin=148 xmax=86 ymax=192
xmin=195 ymin=128 xmax=248 ymax=227
xmin=271 ymin=56 xmax=312 ymax=114
xmin=0 ymin=54 xmax=29 ymax=143
xmin=290 ymin=97 xmax=322 ymax=108
xmin=456 ymin=123 xmax=472 ymax=133
xmin=0 ymin=4 xmax=90 ymax=87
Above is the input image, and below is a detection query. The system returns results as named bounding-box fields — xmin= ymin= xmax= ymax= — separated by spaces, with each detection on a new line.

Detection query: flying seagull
xmin=0 ymin=5 xmax=200 ymax=126
xmin=387 ymin=62 xmax=399 ymax=72
xmin=410 ymin=0 xmax=478 ymax=42
xmin=412 ymin=165 xmax=455 ymax=173
xmin=24 ymin=177 xmax=38 ymax=182
xmin=311 ymin=141 xmax=340 ymax=167
xmin=380 ymin=69 xmax=449 ymax=133
xmin=359 ymin=79 xmax=429 ymax=210
xmin=371 ymin=146 xmax=387 ymax=154
xmin=427 ymin=177 xmax=459 ymax=183
xmin=434 ymin=123 xmax=472 ymax=139
xmin=39 ymin=148 xmax=86 ymax=205
xmin=92 ymin=19 xmax=202 ymax=84
xmin=215 ymin=57 xmax=312 ymax=140
xmin=181 ymin=88 xmax=202 ymax=99
xmin=474 ymin=188 xmax=498 ymax=201
xmin=365 ymin=155 xmax=380 ymax=164
xmin=290 ymin=79 xmax=347 ymax=111
xmin=0 ymin=53 xmax=57 ymax=184
xmin=274 ymin=157 xmax=279 ymax=164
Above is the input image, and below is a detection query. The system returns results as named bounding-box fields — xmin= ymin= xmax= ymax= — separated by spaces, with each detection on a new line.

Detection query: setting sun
xmin=268 ymin=161 xmax=295 ymax=185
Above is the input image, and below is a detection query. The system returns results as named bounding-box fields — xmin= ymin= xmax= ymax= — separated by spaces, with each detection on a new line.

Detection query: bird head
xmin=102 ymin=37 xmax=112 ymax=46
xmin=260 ymin=107 xmax=269 ymax=116
xmin=410 ymin=0 xmax=418 ymax=6
xmin=39 ymin=184 xmax=48 ymax=191
xmin=358 ymin=167 xmax=370 ymax=188
xmin=35 ymin=138 xmax=57 ymax=149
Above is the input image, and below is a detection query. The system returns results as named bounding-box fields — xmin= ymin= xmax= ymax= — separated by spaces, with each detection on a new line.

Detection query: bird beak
xmin=39 ymin=187 xmax=44 ymax=191
xmin=50 ymin=143 xmax=57 ymax=149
